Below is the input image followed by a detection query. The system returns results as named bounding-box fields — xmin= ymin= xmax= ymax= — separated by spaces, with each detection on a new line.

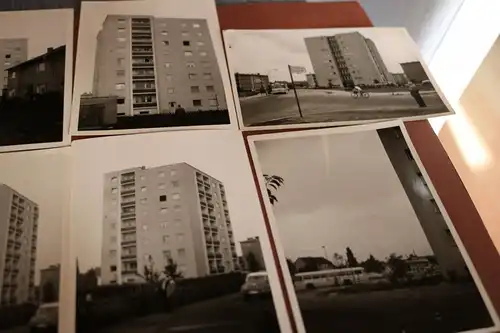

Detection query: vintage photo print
xmin=66 ymin=130 xmax=294 ymax=333
xmin=0 ymin=148 xmax=70 ymax=332
xmin=224 ymin=28 xmax=454 ymax=130
xmin=0 ymin=9 xmax=73 ymax=152
xmin=247 ymin=122 xmax=499 ymax=333
xmin=71 ymin=0 xmax=238 ymax=137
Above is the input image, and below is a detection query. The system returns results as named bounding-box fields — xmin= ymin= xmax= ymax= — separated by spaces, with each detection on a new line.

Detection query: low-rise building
xmin=400 ymin=61 xmax=429 ymax=84
xmin=79 ymin=95 xmax=120 ymax=129
xmin=235 ymin=73 xmax=269 ymax=93
xmin=40 ymin=265 xmax=60 ymax=303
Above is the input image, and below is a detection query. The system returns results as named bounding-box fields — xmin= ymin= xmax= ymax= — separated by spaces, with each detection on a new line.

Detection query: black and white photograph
xmin=248 ymin=122 xmax=499 ymax=333
xmin=0 ymin=9 xmax=73 ymax=152
xmin=0 ymin=148 xmax=70 ymax=333
xmin=68 ymin=130 xmax=293 ymax=333
xmin=71 ymin=0 xmax=237 ymax=136
xmin=225 ymin=28 xmax=453 ymax=130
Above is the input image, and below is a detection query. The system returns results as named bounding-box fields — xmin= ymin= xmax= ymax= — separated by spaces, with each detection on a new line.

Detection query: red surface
xmin=219 ymin=1 xmax=500 ymax=330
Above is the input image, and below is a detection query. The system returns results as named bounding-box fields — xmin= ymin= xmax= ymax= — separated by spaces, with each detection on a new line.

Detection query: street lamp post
xmin=322 ymin=245 xmax=328 ymax=260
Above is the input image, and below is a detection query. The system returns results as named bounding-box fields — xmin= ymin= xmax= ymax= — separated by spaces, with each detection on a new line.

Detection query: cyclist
xmin=352 ymin=85 xmax=363 ymax=96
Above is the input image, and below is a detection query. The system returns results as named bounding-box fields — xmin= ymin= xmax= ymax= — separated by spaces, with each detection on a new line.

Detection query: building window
xmin=430 ymin=199 xmax=441 ymax=214
xmin=36 ymin=62 xmax=46 ymax=72
xmin=196 ymin=32 xmax=203 ymax=37
xmin=115 ymin=83 xmax=125 ymax=90
xmin=167 ymin=88 xmax=175 ymax=94
xmin=117 ymin=58 xmax=125 ymax=66
xmin=118 ymin=27 xmax=125 ymax=33
xmin=206 ymin=85 xmax=214 ymax=93
xmin=182 ymin=31 xmax=189 ymax=37
xmin=160 ymin=195 xmax=167 ymax=202
xmin=110 ymin=265 xmax=117 ymax=272
xmin=172 ymin=193 xmax=181 ymax=200
xmin=140 ymin=198 xmax=147 ymax=204
xmin=163 ymin=250 xmax=171 ymax=259
xmin=186 ymin=62 xmax=195 ymax=68
xmin=209 ymin=99 xmax=218 ymax=107
xmin=191 ymin=86 xmax=200 ymax=93
xmin=189 ymin=73 xmax=197 ymax=80
xmin=160 ymin=222 xmax=168 ymax=228
xmin=201 ymin=61 xmax=210 ymax=68
xmin=193 ymin=99 xmax=202 ymax=107
xmin=111 ymin=188 xmax=118 ymax=194
xmin=174 ymin=205 xmax=181 ymax=212
xmin=142 ymin=225 xmax=148 ymax=231
xmin=116 ymin=70 xmax=125 ymax=77
xmin=117 ymin=37 xmax=126 ymax=42
xmin=404 ymin=148 xmax=414 ymax=161
xmin=200 ymin=52 xmax=207 ymax=57
xmin=183 ymin=41 xmax=190 ymax=46
xmin=159 ymin=183 xmax=166 ymax=190
xmin=184 ymin=51 xmax=193 ymax=57
xmin=178 ymin=247 xmax=186 ymax=260
xmin=110 ymin=222 xmax=116 ymax=230
xmin=166 ymin=75 xmax=173 ymax=81
xmin=10 ymin=72 xmax=16 ymax=79
xmin=196 ymin=41 xmax=205 ymax=46
xmin=160 ymin=208 xmax=167 ymax=214
xmin=163 ymin=235 xmax=169 ymax=244
xmin=163 ymin=41 xmax=170 ymax=46
xmin=170 ymin=170 xmax=177 ymax=177
xmin=159 ymin=171 xmax=165 ymax=178
xmin=165 ymin=63 xmax=171 ymax=69
xmin=141 ymin=186 xmax=147 ymax=192
xmin=5 ymin=54 xmax=11 ymax=59
xmin=203 ymin=73 xmax=212 ymax=80
xmin=161 ymin=31 xmax=168 ymax=36
xmin=172 ymin=181 xmax=179 ymax=187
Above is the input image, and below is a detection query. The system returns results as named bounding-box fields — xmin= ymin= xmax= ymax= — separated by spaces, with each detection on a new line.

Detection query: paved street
xmin=296 ymin=283 xmax=493 ymax=333
xmin=240 ymin=89 xmax=449 ymax=126
xmin=93 ymin=293 xmax=280 ymax=333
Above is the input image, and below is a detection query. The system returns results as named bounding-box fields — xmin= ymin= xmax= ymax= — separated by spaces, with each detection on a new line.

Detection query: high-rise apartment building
xmin=305 ymin=32 xmax=393 ymax=88
xmin=0 ymin=184 xmax=38 ymax=306
xmin=101 ymin=163 xmax=238 ymax=285
xmin=92 ymin=15 xmax=227 ymax=117
xmin=0 ymin=39 xmax=28 ymax=96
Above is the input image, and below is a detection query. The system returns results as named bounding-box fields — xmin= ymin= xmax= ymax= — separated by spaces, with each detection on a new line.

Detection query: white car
xmin=271 ymin=84 xmax=288 ymax=95
xmin=241 ymin=271 xmax=271 ymax=300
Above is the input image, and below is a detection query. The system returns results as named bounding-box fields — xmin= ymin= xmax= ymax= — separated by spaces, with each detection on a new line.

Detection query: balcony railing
xmin=132 ymin=63 xmax=154 ymax=69
xmin=121 ymin=224 xmax=135 ymax=231
xmin=121 ymin=239 xmax=136 ymax=245
xmin=132 ymin=74 xmax=155 ymax=80
xmin=133 ymin=88 xmax=156 ymax=94
xmin=121 ymin=254 xmax=137 ymax=260
xmin=133 ymin=102 xmax=157 ymax=108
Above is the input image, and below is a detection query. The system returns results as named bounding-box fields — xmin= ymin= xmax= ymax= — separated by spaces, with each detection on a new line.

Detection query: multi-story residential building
xmin=240 ymin=237 xmax=265 ymax=271
xmin=39 ymin=264 xmax=60 ymax=303
xmin=6 ymin=45 xmax=65 ymax=98
xmin=92 ymin=15 xmax=227 ymax=117
xmin=377 ymin=127 xmax=469 ymax=281
xmin=234 ymin=73 xmax=269 ymax=93
xmin=305 ymin=32 xmax=393 ymax=88
xmin=101 ymin=163 xmax=238 ymax=285
xmin=0 ymin=184 xmax=38 ymax=306
xmin=0 ymin=39 xmax=28 ymax=96
xmin=400 ymin=61 xmax=429 ymax=84
xmin=306 ymin=73 xmax=317 ymax=88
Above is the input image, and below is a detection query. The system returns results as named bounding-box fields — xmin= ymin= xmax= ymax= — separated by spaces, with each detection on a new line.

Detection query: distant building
xmin=0 ymin=184 xmax=39 ymax=306
xmin=306 ymin=73 xmax=317 ymax=88
xmin=79 ymin=95 xmax=120 ymax=129
xmin=295 ymin=256 xmax=335 ymax=273
xmin=391 ymin=73 xmax=409 ymax=86
xmin=101 ymin=163 xmax=238 ymax=285
xmin=0 ymin=39 xmax=28 ymax=96
xmin=235 ymin=73 xmax=269 ymax=93
xmin=6 ymin=45 xmax=65 ymax=98
xmin=92 ymin=15 xmax=226 ymax=117
xmin=305 ymin=32 xmax=393 ymax=88
xmin=40 ymin=265 xmax=60 ymax=303
xmin=400 ymin=61 xmax=429 ymax=84
xmin=240 ymin=237 xmax=265 ymax=271
xmin=377 ymin=127 xmax=469 ymax=281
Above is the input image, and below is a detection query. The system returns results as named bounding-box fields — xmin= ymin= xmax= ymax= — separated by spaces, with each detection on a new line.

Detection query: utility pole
xmin=288 ymin=65 xmax=303 ymax=118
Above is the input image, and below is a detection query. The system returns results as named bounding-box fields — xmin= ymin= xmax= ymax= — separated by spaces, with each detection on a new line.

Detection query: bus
xmin=294 ymin=267 xmax=367 ymax=290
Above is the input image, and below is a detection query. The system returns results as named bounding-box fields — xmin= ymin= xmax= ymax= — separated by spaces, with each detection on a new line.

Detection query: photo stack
xmin=0 ymin=1 xmax=498 ymax=333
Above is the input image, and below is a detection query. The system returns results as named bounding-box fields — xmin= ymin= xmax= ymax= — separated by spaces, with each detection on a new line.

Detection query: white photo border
xmin=70 ymin=0 xmax=239 ymax=137
xmin=247 ymin=120 xmax=500 ymax=333
xmin=0 ymin=9 xmax=74 ymax=153
xmin=224 ymin=27 xmax=455 ymax=132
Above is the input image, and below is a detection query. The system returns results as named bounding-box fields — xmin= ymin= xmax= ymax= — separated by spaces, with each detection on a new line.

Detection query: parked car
xmin=241 ymin=271 xmax=271 ymax=300
xmin=29 ymin=302 xmax=58 ymax=333
xmin=271 ymin=83 xmax=288 ymax=95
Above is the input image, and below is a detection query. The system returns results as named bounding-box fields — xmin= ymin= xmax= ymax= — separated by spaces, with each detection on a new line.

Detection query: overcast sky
xmin=254 ymin=129 xmax=433 ymax=263
xmin=71 ymin=130 xmax=267 ymax=272
xmin=0 ymin=148 xmax=70 ymax=285
xmin=0 ymin=9 xmax=70 ymax=58
xmin=225 ymin=27 xmax=422 ymax=82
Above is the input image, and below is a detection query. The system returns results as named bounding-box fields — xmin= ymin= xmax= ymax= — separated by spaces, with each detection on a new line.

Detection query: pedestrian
xmin=408 ymin=83 xmax=427 ymax=107
xmin=259 ymin=85 xmax=266 ymax=96
xmin=174 ymin=104 xmax=186 ymax=115
xmin=161 ymin=273 xmax=177 ymax=311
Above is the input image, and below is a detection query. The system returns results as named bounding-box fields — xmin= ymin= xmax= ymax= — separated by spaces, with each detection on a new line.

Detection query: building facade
xmin=39 ymin=264 xmax=60 ymax=303
xmin=377 ymin=127 xmax=469 ymax=280
xmin=92 ymin=15 xmax=227 ymax=117
xmin=306 ymin=73 xmax=317 ymax=88
xmin=234 ymin=73 xmax=269 ymax=93
xmin=6 ymin=45 xmax=65 ymax=98
xmin=0 ymin=184 xmax=38 ymax=306
xmin=101 ymin=163 xmax=238 ymax=285
xmin=305 ymin=32 xmax=393 ymax=88
xmin=0 ymin=39 xmax=28 ymax=96
xmin=400 ymin=61 xmax=429 ymax=84
xmin=240 ymin=237 xmax=265 ymax=271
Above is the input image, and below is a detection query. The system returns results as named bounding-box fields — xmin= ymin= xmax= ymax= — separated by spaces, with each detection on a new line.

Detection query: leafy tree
xmin=164 ymin=258 xmax=183 ymax=279
xmin=42 ymin=281 xmax=57 ymax=303
xmin=267 ymin=84 xmax=272 ymax=94
xmin=264 ymin=174 xmax=284 ymax=205
xmin=345 ymin=247 xmax=359 ymax=267
xmin=361 ymin=254 xmax=384 ymax=273
xmin=246 ymin=252 xmax=262 ymax=272
xmin=333 ymin=253 xmax=345 ymax=268
xmin=144 ymin=256 xmax=182 ymax=284
xmin=386 ymin=253 xmax=409 ymax=283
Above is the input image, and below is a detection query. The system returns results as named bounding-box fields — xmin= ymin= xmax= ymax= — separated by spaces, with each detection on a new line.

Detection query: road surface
xmin=93 ymin=293 xmax=280 ymax=333
xmin=296 ymin=283 xmax=493 ymax=333
xmin=240 ymin=89 xmax=450 ymax=126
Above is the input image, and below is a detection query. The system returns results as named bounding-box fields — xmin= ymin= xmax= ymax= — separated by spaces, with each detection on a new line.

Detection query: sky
xmin=71 ymin=130 xmax=268 ymax=272
xmin=0 ymin=9 xmax=71 ymax=59
xmin=225 ymin=27 xmax=423 ymax=82
xmin=254 ymin=129 xmax=433 ymax=263
xmin=75 ymin=0 xmax=225 ymax=93
xmin=0 ymin=148 xmax=70 ymax=285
